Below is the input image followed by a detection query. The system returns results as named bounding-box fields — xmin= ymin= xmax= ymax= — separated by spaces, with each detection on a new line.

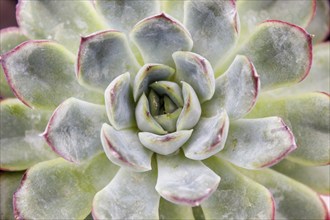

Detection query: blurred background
xmin=0 ymin=0 xmax=18 ymax=29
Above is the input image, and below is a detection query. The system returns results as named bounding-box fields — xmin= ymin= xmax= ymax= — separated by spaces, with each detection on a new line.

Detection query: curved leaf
xmin=130 ymin=13 xmax=193 ymax=67
xmin=307 ymin=0 xmax=330 ymax=43
xmin=0 ymin=99 xmax=57 ymax=171
xmin=43 ymin=98 xmax=107 ymax=163
xmin=1 ymin=40 xmax=102 ymax=109
xmin=150 ymin=81 xmax=183 ymax=107
xmin=161 ymin=1 xmax=184 ymax=22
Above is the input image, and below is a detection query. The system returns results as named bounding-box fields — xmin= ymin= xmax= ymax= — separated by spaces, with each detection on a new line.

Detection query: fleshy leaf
xmin=130 ymin=13 xmax=193 ymax=67
xmin=101 ymin=123 xmax=153 ymax=172
xmin=173 ymin=51 xmax=215 ymax=102
xmin=94 ymin=0 xmax=160 ymax=34
xmin=0 ymin=171 xmax=24 ymax=219
xmin=219 ymin=20 xmax=313 ymax=90
xmin=238 ymin=0 xmax=316 ymax=36
xmin=148 ymin=90 xmax=160 ymax=116
xmin=43 ymin=98 xmax=107 ymax=163
xmin=176 ymin=82 xmax=201 ymax=130
xmin=0 ymin=99 xmax=57 ymax=171
xmin=13 ymin=157 xmax=114 ymax=220
xmin=1 ymin=40 xmax=102 ymax=109
xmin=154 ymin=108 xmax=182 ymax=132
xmin=307 ymin=0 xmax=330 ymax=43
xmin=133 ymin=64 xmax=174 ymax=101
xmin=138 ymin=130 xmax=193 ymax=155
xmin=164 ymin=95 xmax=176 ymax=113
xmin=273 ymin=159 xmax=330 ymax=195
xmin=17 ymin=0 xmax=107 ymax=52
xmin=156 ymin=151 xmax=220 ymax=206
xmin=0 ymin=27 xmax=29 ymax=99
xmin=135 ymin=94 xmax=167 ymax=135
xmin=150 ymin=81 xmax=183 ymax=107
xmin=220 ymin=117 xmax=296 ymax=169
xmin=202 ymin=157 xmax=274 ymax=219
xmin=203 ymin=55 xmax=259 ymax=119
xmin=93 ymin=168 xmax=159 ymax=219
xmin=272 ymin=42 xmax=330 ymax=95
xmin=183 ymin=110 xmax=229 ymax=160
xmin=77 ymin=30 xmax=140 ymax=91
xmin=247 ymin=92 xmax=330 ymax=166
xmin=184 ymin=0 xmax=239 ymax=67
xmin=161 ymin=1 xmax=184 ymax=22
xmin=159 ymin=198 xmax=194 ymax=220
xmin=104 ymin=72 xmax=135 ymax=130
xmin=238 ymin=167 xmax=329 ymax=220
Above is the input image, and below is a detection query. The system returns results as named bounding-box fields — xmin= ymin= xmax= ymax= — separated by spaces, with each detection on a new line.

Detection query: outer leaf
xmin=247 ymin=92 xmax=330 ymax=166
xmin=183 ymin=110 xmax=229 ymax=160
xmin=0 ymin=99 xmax=57 ymax=171
xmin=130 ymin=13 xmax=193 ymax=67
xmin=219 ymin=20 xmax=313 ymax=90
xmin=203 ymin=55 xmax=259 ymax=119
xmin=133 ymin=64 xmax=174 ymax=101
xmin=0 ymin=171 xmax=24 ymax=219
xmin=77 ymin=30 xmax=140 ymax=91
xmin=1 ymin=40 xmax=102 ymax=109
xmin=184 ymin=0 xmax=239 ymax=67
xmin=0 ymin=27 xmax=28 ymax=99
xmin=156 ymin=151 xmax=220 ymax=206
xmin=93 ymin=168 xmax=159 ymax=219
xmin=43 ymin=98 xmax=107 ymax=163
xmin=273 ymin=160 xmax=330 ymax=195
xmin=17 ymin=0 xmax=107 ymax=52
xmin=176 ymin=82 xmax=201 ymax=130
xmin=14 ymin=155 xmax=118 ymax=220
xmin=161 ymin=1 xmax=184 ymax=22
xmin=135 ymin=94 xmax=167 ymax=135
xmin=101 ymin=123 xmax=153 ymax=172
xmin=159 ymin=198 xmax=194 ymax=220
xmin=307 ymin=0 xmax=330 ymax=43
xmin=238 ymin=0 xmax=316 ymax=36
xmin=220 ymin=117 xmax=297 ymax=169
xmin=173 ymin=51 xmax=215 ymax=102
xmin=202 ymin=157 xmax=274 ymax=219
xmin=95 ymin=0 xmax=160 ymax=34
xmin=104 ymin=73 xmax=135 ymax=130
xmin=238 ymin=167 xmax=329 ymax=220
xmin=138 ymin=130 xmax=193 ymax=155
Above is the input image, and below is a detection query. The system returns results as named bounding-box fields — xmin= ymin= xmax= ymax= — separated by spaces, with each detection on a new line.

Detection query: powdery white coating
xmin=43 ymin=98 xmax=107 ymax=163
xmin=133 ymin=64 xmax=174 ymax=101
xmin=92 ymin=169 xmax=159 ymax=219
xmin=183 ymin=110 xmax=229 ymax=160
xmin=77 ymin=31 xmax=140 ymax=90
xmin=239 ymin=168 xmax=328 ymax=220
xmin=101 ymin=123 xmax=153 ymax=172
xmin=173 ymin=51 xmax=215 ymax=103
xmin=202 ymin=158 xmax=274 ymax=220
xmin=138 ymin=130 xmax=193 ymax=155
xmin=203 ymin=55 xmax=259 ymax=120
xmin=184 ymin=0 xmax=239 ymax=67
xmin=104 ymin=72 xmax=135 ymax=130
xmin=135 ymin=94 xmax=167 ymax=135
xmin=238 ymin=0 xmax=315 ymax=36
xmin=220 ymin=117 xmax=296 ymax=169
xmin=17 ymin=0 xmax=106 ymax=52
xmin=176 ymin=82 xmax=201 ymax=130
xmin=130 ymin=13 xmax=193 ymax=67
xmin=1 ymin=41 xmax=102 ymax=109
xmin=94 ymin=0 xmax=161 ymax=34
xmin=149 ymin=81 xmax=184 ymax=107
xmin=240 ymin=21 xmax=312 ymax=90
xmin=0 ymin=99 xmax=56 ymax=171
xmin=156 ymin=152 xmax=220 ymax=206
xmin=14 ymin=159 xmax=96 ymax=219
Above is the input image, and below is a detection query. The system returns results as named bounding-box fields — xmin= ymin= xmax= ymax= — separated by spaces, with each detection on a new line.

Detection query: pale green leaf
xmin=159 ymin=198 xmax=194 ymax=220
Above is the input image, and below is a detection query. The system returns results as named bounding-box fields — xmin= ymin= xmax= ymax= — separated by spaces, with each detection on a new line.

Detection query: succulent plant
xmin=0 ymin=0 xmax=329 ymax=219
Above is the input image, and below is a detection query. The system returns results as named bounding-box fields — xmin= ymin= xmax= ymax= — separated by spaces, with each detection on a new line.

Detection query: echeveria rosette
xmin=0 ymin=1 xmax=329 ymax=219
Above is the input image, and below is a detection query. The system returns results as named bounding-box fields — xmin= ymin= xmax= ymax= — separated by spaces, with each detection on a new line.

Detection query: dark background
xmin=0 ymin=0 xmax=329 ymax=40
